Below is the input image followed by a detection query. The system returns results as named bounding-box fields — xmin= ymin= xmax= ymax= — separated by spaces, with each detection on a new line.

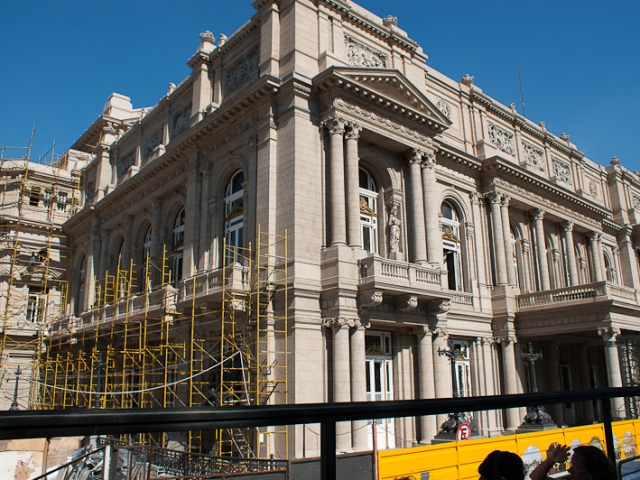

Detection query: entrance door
xmin=366 ymin=358 xmax=395 ymax=450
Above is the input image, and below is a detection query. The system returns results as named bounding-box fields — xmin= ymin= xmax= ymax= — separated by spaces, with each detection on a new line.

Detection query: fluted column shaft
xmin=407 ymin=150 xmax=427 ymax=263
xmin=589 ymin=232 xmax=603 ymax=282
xmin=489 ymin=193 xmax=508 ymax=285
xmin=599 ymin=327 xmax=625 ymax=418
xmin=422 ymin=151 xmax=441 ymax=266
xmin=326 ymin=318 xmax=352 ymax=451
xmin=350 ymin=321 xmax=368 ymax=450
xmin=345 ymin=124 xmax=362 ymax=248
xmin=563 ymin=221 xmax=579 ymax=286
xmin=500 ymin=196 xmax=516 ymax=285
xmin=415 ymin=327 xmax=437 ymax=443
xmin=327 ymin=119 xmax=346 ymax=246
xmin=501 ymin=337 xmax=521 ymax=431
xmin=533 ymin=209 xmax=551 ymax=291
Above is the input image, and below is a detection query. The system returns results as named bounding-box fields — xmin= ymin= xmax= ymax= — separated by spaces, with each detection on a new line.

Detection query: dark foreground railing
xmin=2 ymin=387 xmax=640 ymax=479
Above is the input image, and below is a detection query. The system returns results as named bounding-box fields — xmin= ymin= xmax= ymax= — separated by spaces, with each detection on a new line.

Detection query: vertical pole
xmin=372 ymin=420 xmax=378 ymax=480
xmin=602 ymin=397 xmax=616 ymax=464
xmin=321 ymin=421 xmax=337 ymax=480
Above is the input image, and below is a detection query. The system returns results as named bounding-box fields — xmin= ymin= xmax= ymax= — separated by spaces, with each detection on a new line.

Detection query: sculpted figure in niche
xmin=388 ymin=202 xmax=402 ymax=259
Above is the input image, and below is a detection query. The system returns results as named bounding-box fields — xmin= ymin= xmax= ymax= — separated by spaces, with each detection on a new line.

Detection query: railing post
xmin=321 ymin=421 xmax=337 ymax=480
xmin=602 ymin=397 xmax=617 ymax=464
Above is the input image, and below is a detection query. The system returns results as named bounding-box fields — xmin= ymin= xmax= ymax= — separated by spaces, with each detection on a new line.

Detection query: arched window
xmin=141 ymin=226 xmax=152 ymax=291
xmin=441 ymin=201 xmax=463 ymax=291
xmin=604 ymin=251 xmax=616 ymax=283
xmin=224 ymin=171 xmax=244 ymax=254
xmin=359 ymin=168 xmax=378 ymax=254
xmin=172 ymin=208 xmax=185 ymax=285
xmin=75 ymin=256 xmax=86 ymax=315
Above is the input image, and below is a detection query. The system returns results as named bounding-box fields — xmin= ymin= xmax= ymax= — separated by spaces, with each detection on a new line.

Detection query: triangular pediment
xmin=314 ymin=67 xmax=452 ymax=132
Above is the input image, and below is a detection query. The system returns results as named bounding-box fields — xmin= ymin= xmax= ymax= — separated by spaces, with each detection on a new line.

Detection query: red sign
xmin=456 ymin=423 xmax=472 ymax=441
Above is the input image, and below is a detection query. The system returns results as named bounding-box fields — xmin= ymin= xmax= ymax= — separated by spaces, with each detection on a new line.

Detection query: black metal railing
xmin=4 ymin=387 xmax=640 ymax=479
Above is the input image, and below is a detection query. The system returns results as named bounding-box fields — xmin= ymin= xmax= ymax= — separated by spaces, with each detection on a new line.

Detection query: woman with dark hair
xmin=530 ymin=443 xmax=617 ymax=480
xmin=478 ymin=450 xmax=525 ymax=480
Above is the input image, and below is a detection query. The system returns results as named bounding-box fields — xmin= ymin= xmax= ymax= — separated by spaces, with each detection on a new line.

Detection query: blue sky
xmin=1 ymin=0 xmax=638 ymax=172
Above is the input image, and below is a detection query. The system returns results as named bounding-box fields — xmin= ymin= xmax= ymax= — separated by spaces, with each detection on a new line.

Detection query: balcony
xmin=517 ymin=281 xmax=640 ymax=310
xmin=358 ymin=255 xmax=448 ymax=300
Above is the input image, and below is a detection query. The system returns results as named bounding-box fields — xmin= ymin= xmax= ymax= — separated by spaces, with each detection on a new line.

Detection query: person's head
xmin=478 ymin=450 xmax=524 ymax=480
xmin=569 ymin=446 xmax=616 ymax=480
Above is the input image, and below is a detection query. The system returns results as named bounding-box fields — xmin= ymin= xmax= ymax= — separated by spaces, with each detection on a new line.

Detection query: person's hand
xmin=546 ymin=442 xmax=569 ymax=464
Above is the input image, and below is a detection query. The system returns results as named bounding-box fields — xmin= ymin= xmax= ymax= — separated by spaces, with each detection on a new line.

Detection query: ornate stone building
xmin=45 ymin=0 xmax=640 ymax=458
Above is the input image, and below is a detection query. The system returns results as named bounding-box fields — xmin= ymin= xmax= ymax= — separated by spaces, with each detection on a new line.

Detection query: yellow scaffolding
xmin=35 ymin=226 xmax=289 ymax=458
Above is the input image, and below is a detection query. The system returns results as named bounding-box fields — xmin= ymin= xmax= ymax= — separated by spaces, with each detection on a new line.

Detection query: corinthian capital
xmin=598 ymin=326 xmax=621 ymax=342
xmin=589 ymin=231 xmax=602 ymax=242
xmin=531 ymin=209 xmax=544 ymax=222
xmin=500 ymin=194 xmax=511 ymax=207
xmin=151 ymin=197 xmax=162 ymax=210
xmin=345 ymin=121 xmax=362 ymax=140
xmin=562 ymin=220 xmax=574 ymax=233
xmin=404 ymin=147 xmax=425 ymax=165
xmin=322 ymin=317 xmax=355 ymax=330
xmin=488 ymin=192 xmax=502 ymax=205
xmin=323 ymin=116 xmax=346 ymax=135
xmin=411 ymin=325 xmax=433 ymax=337
xmin=422 ymin=149 xmax=436 ymax=168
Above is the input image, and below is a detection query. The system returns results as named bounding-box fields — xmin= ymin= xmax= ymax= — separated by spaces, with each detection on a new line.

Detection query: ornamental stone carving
xmin=322 ymin=317 xmax=355 ymax=329
xmin=345 ymin=121 xmax=363 ymax=140
xmin=144 ymin=129 xmax=163 ymax=158
xmin=172 ymin=105 xmax=192 ymax=136
xmin=395 ymin=295 xmax=418 ymax=317
xmin=632 ymin=195 xmax=640 ymax=212
xmin=598 ymin=327 xmax=621 ymax=345
xmin=411 ymin=325 xmax=433 ymax=337
xmin=436 ymin=98 xmax=451 ymax=120
xmin=589 ymin=180 xmax=599 ymax=199
xmin=225 ymin=47 xmax=259 ymax=94
xmin=358 ymin=290 xmax=383 ymax=314
xmin=388 ymin=201 xmax=401 ymax=254
xmin=488 ymin=123 xmax=515 ymax=155
xmin=522 ymin=140 xmax=545 ymax=170
xmin=405 ymin=147 xmax=425 ymax=164
xmin=552 ymin=158 xmax=572 ymax=184
xmin=344 ymin=35 xmax=387 ymax=68
xmin=323 ymin=116 xmax=346 ymax=135
xmin=118 ymin=150 xmax=135 ymax=177
xmin=461 ymin=74 xmax=474 ymax=87
xmin=562 ymin=221 xmax=574 ymax=233
xmin=382 ymin=15 xmax=398 ymax=28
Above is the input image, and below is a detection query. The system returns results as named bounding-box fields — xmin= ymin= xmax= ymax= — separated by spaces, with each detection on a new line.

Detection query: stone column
xmin=432 ymin=327 xmax=450 ymax=426
xmin=481 ymin=337 xmax=501 ymax=434
xmin=414 ymin=326 xmax=437 ymax=443
xmin=500 ymin=195 xmax=517 ymax=285
xmin=422 ymin=150 xmax=441 ymax=266
xmin=326 ymin=117 xmax=347 ymax=246
xmin=578 ymin=345 xmax=595 ymax=423
xmin=182 ymin=171 xmax=199 ymax=278
xmin=324 ymin=317 xmax=352 ymax=451
xmin=520 ymin=239 xmax=531 ymax=293
xmin=406 ymin=148 xmax=427 ymax=264
xmin=489 ymin=193 xmax=508 ymax=285
xmin=345 ymin=122 xmax=362 ymax=248
xmin=532 ymin=209 xmax=551 ymax=291
xmin=499 ymin=336 xmax=522 ymax=431
xmin=122 ymin=214 xmax=133 ymax=270
xmin=598 ymin=327 xmax=625 ymax=418
xmin=617 ymin=226 xmax=640 ymax=288
xmin=563 ymin=221 xmax=579 ymax=286
xmin=589 ymin=232 xmax=604 ymax=282
xmin=198 ymin=164 xmax=212 ymax=271
xmin=150 ymin=198 xmax=162 ymax=286
xmin=544 ymin=342 xmax=564 ymax=425
xmin=470 ymin=193 xmax=488 ymax=287
xmin=350 ymin=319 xmax=368 ymax=451
xmin=99 ymin=229 xmax=109 ymax=280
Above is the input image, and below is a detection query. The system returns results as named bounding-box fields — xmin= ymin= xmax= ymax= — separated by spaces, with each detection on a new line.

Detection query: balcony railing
xmin=517 ymin=281 xmax=640 ymax=309
xmin=359 ymin=255 xmax=443 ymax=290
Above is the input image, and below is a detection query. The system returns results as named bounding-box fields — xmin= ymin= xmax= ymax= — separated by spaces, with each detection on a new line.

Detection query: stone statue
xmin=388 ymin=202 xmax=401 ymax=255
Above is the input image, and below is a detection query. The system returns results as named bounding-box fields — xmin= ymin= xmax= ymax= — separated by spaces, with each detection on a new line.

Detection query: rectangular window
xmin=56 ymin=192 xmax=67 ymax=212
xmin=29 ymin=186 xmax=41 ymax=207
xmin=26 ymin=286 xmax=44 ymax=324
xmin=43 ymin=190 xmax=53 ymax=210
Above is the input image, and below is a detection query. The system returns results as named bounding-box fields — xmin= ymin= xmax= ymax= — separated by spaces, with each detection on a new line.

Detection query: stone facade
xmin=49 ymin=0 xmax=640 ymax=458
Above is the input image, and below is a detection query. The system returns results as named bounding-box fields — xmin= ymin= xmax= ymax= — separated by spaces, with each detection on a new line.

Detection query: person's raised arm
xmin=529 ymin=443 xmax=569 ymax=480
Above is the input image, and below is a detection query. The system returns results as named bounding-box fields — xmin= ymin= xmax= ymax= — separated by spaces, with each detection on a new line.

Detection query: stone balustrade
xmin=359 ymin=255 xmax=445 ymax=297
xmin=517 ymin=281 xmax=639 ymax=309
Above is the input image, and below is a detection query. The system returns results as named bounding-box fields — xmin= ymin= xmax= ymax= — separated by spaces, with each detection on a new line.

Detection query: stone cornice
xmin=320 ymin=0 xmax=420 ymax=54
xmin=485 ymin=157 xmax=612 ymax=222
xmin=64 ymin=75 xmax=281 ymax=231
xmin=434 ymin=143 xmax=482 ymax=172
xmin=469 ymin=90 xmax=585 ymax=161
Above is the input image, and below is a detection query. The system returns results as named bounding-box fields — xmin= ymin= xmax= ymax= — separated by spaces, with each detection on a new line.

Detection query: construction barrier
xmin=378 ymin=419 xmax=640 ymax=480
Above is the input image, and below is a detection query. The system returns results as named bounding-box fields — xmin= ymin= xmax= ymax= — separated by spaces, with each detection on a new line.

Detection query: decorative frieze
xmin=488 ymin=122 xmax=515 ymax=155
xmin=552 ymin=158 xmax=572 ymax=184
xmin=335 ymin=99 xmax=433 ymax=145
xmin=633 ymin=195 xmax=640 ymax=212
xmin=172 ymin=105 xmax=192 ymax=137
xmin=344 ymin=35 xmax=387 ymax=68
xmin=144 ymin=129 xmax=162 ymax=158
xmin=118 ymin=150 xmax=135 ymax=177
xmin=522 ymin=140 xmax=544 ymax=170
xmin=225 ymin=46 xmax=259 ymax=94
